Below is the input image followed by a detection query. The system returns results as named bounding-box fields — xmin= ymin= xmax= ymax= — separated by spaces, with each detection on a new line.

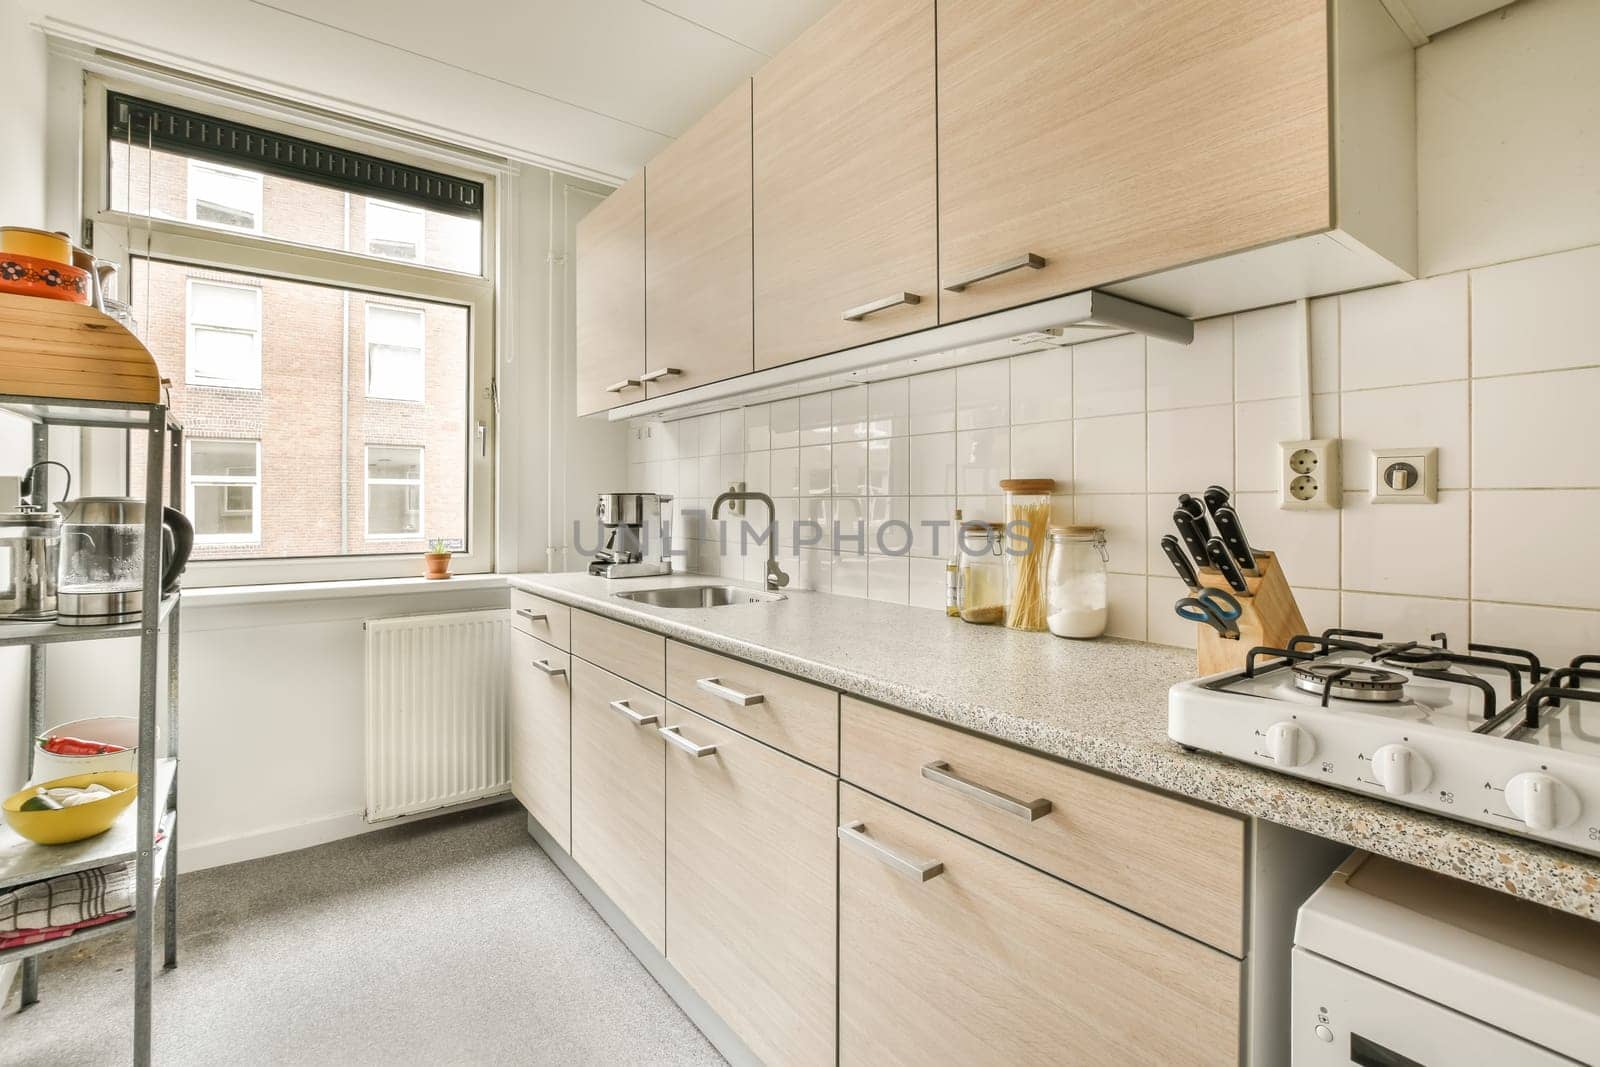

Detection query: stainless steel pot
xmin=57 ymin=497 xmax=194 ymax=626
xmin=0 ymin=509 xmax=62 ymax=621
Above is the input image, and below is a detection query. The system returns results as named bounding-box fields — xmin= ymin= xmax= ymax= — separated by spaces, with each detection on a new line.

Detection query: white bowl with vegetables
xmin=32 ymin=716 xmax=139 ymax=781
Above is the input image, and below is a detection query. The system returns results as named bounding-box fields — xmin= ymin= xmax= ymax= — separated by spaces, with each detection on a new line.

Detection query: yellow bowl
xmin=3 ymin=772 xmax=138 ymax=845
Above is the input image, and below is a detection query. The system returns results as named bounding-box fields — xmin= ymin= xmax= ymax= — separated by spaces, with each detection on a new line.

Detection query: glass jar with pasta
xmin=999 ymin=479 xmax=1055 ymax=631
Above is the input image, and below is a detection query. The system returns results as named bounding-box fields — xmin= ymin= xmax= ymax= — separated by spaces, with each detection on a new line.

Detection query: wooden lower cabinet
xmin=839 ymin=783 xmax=1241 ymax=1066
xmin=570 ymin=657 xmax=667 ymax=952
xmin=663 ymin=706 xmax=836 ymax=1066
xmin=508 ymin=630 xmax=571 ymax=851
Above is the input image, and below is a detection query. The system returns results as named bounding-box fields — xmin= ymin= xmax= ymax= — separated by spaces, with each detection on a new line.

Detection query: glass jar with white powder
xmin=1046 ymin=526 xmax=1108 ymax=639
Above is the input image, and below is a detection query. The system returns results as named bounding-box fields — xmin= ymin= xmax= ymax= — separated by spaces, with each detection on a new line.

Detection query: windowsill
xmin=180 ymin=572 xmax=509 ymax=608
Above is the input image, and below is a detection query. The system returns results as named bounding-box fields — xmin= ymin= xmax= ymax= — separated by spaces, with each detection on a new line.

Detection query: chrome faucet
xmin=711 ymin=490 xmax=791 ymax=592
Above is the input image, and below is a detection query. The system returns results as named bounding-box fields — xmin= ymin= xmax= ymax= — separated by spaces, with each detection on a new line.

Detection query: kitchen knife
xmin=1159 ymin=534 xmax=1201 ymax=591
xmin=1205 ymin=537 xmax=1249 ymax=594
xmin=1177 ymin=493 xmax=1207 ymax=521
xmin=1202 ymin=485 xmax=1231 ymax=519
xmin=1172 ymin=508 xmax=1214 ymax=571
xmin=1211 ymin=505 xmax=1261 ymax=577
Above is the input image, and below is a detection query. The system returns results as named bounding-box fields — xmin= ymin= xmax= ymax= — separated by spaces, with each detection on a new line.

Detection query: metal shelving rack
xmin=0 ymin=394 xmax=182 ymax=1067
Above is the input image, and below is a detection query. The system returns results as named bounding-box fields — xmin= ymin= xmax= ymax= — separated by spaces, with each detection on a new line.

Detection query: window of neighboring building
xmin=186 ymin=280 xmax=262 ymax=389
xmin=188 ymin=439 xmax=261 ymax=544
xmin=366 ymin=303 xmax=426 ymax=402
xmin=366 ymin=446 xmax=423 ymax=539
xmin=187 ymin=160 xmax=262 ymax=232
xmin=367 ymin=200 xmax=425 ymax=262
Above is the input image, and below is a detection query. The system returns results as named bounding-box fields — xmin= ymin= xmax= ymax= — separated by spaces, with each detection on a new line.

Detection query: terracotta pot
xmin=424 ymin=553 xmax=452 ymax=580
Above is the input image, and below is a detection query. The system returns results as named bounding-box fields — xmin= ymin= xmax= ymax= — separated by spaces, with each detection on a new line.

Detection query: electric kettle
xmin=56 ymin=498 xmax=194 ymax=626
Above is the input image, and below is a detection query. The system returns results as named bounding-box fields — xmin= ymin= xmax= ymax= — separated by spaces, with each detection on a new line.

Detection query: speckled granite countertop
xmin=510 ymin=571 xmax=1600 ymax=921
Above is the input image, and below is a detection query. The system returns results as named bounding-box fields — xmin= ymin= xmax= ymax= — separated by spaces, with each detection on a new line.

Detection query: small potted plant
xmin=424 ymin=538 xmax=453 ymax=580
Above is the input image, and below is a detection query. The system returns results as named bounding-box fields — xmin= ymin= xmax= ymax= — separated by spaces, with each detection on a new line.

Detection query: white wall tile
xmin=1341 ymin=491 xmax=1469 ymax=599
xmin=909 ymin=432 xmax=957 ymax=495
xmin=908 ymin=496 xmax=958 ymax=557
xmin=1105 ymin=572 xmax=1147 ymax=640
xmin=1470 ymin=600 xmax=1600 ymax=667
xmin=1073 ymin=334 xmax=1146 ymax=418
xmin=831 ymin=385 xmax=868 ymax=442
xmin=1312 ymin=393 xmax=1340 ymax=440
xmin=1341 ymin=273 xmax=1468 ymax=390
xmin=867 ymin=496 xmax=912 ymax=555
xmin=697 ymin=454 xmax=719 ymax=500
xmin=695 ymin=414 xmax=719 ymax=457
xmin=833 ymin=497 xmax=868 ymax=556
xmin=1145 ymin=494 xmax=1188 ymax=577
xmin=798 ymin=444 xmax=831 ymax=497
xmin=1146 ymin=575 xmax=1199 ymax=649
xmin=1009 ymin=420 xmax=1073 ymax=486
xmin=1074 ymin=415 xmax=1145 ymax=494
xmin=867 ymin=554 xmax=910 ymax=604
xmin=743 ymin=404 xmax=771 ymax=451
xmin=1310 ymin=295 xmax=1339 ymax=394
xmin=957 ymin=427 xmax=1010 ymax=495
xmin=1472 ymin=368 xmax=1600 ymax=488
xmin=719 ymin=453 xmax=743 ymax=493
xmin=1296 ymin=587 xmax=1341 ymax=637
xmin=1473 ymin=489 xmax=1600 ymax=609
xmin=796 ymin=548 xmax=833 ymax=593
xmin=742 ymin=451 xmax=769 ymax=496
xmin=956 ymin=359 xmax=1010 ymax=431
xmin=1010 ymin=347 xmax=1073 ymax=425
xmin=1233 ymin=303 xmax=1303 ymax=402
xmin=1340 ymin=381 xmax=1469 ymax=490
xmin=832 ymin=440 xmax=870 ymax=497
xmin=1340 ymin=592 xmax=1468 ymax=646
xmin=769 ymin=448 xmax=800 ymax=497
xmin=831 ymin=552 xmax=869 ymax=599
xmin=716 ymin=409 xmax=744 ymax=455
xmin=769 ymin=399 xmax=800 ymax=449
xmin=677 ymin=456 xmax=700 ymax=499
xmin=1148 ymin=316 xmax=1232 ymax=411
xmin=1074 ymin=494 xmax=1145 ymax=576
xmin=1147 ymin=404 xmax=1233 ymax=494
xmin=665 ymin=417 xmax=697 ymax=460
xmin=1471 ymin=245 xmax=1600 ymax=378
xmin=908 ymin=557 xmax=948 ymax=610
xmin=1234 ymin=397 xmax=1301 ymax=493
xmin=799 ymin=393 xmax=831 ymax=446
xmin=867 ymin=437 xmax=908 ymax=496
xmin=908 ymin=369 xmax=957 ymax=434
xmin=1228 ymin=491 xmax=1340 ymax=590
xmin=957 ymin=493 xmax=1004 ymax=525
xmin=868 ymin=378 xmax=909 ymax=438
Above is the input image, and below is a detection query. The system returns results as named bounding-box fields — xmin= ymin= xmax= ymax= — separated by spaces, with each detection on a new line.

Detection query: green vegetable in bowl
xmin=20 ymin=792 xmax=62 ymax=812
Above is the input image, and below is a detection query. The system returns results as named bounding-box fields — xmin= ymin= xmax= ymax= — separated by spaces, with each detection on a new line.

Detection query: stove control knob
xmin=1265 ymin=722 xmax=1313 ymax=767
xmin=1506 ymin=772 xmax=1572 ymax=832
xmin=1371 ymin=744 xmax=1430 ymax=797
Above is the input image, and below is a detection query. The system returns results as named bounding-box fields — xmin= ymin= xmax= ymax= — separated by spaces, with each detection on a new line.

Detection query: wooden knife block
xmin=1194 ymin=550 xmax=1308 ymax=676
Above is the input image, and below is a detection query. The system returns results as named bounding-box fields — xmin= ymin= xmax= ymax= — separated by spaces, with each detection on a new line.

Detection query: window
xmin=188 ymin=440 xmax=261 ymax=544
xmin=187 ymin=160 xmax=262 ymax=232
xmin=186 ymin=280 xmax=262 ymax=388
xmin=100 ymin=81 xmax=495 ymax=584
xmin=366 ymin=303 xmax=426 ymax=402
xmin=367 ymin=200 xmax=425 ymax=262
xmin=366 ymin=446 xmax=424 ymax=539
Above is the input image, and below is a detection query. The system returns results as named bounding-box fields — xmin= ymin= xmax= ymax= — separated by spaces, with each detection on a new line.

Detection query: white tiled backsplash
xmin=626 ymin=242 xmax=1600 ymax=664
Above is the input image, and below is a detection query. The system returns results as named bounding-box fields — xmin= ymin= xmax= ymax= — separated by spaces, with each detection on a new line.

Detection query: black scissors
xmin=1174 ymin=587 xmax=1243 ymax=639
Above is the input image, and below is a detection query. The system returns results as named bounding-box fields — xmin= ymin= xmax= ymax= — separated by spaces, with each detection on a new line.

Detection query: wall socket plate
xmin=1371 ymin=447 xmax=1438 ymax=504
xmin=723 ymin=480 xmax=746 ymax=515
xmin=1279 ymin=439 xmax=1341 ymax=510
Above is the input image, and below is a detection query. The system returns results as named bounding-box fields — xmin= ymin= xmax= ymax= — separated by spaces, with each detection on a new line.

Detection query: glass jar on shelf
xmin=999 ymin=478 xmax=1055 ymax=631
xmin=1046 ymin=525 xmax=1109 ymax=639
xmin=957 ymin=521 xmax=1007 ymax=625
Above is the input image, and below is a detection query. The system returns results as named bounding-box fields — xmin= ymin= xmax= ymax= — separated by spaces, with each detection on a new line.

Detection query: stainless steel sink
xmin=613 ymin=585 xmax=786 ymax=609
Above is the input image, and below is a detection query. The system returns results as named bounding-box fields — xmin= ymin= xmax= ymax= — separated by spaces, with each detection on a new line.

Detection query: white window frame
xmin=186 ymin=159 xmax=263 ymax=234
xmin=364 ymin=445 xmax=426 ymax=541
xmin=365 ymin=301 xmax=427 ymax=402
xmin=186 ymin=438 xmax=262 ymax=545
xmin=185 ymin=278 xmax=262 ymax=389
xmin=85 ymin=71 xmax=498 ymax=586
xmin=365 ymin=199 xmax=426 ymax=263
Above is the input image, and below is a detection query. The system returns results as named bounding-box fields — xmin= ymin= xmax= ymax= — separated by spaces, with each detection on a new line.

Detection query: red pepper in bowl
xmin=37 ymin=735 xmax=128 ymax=756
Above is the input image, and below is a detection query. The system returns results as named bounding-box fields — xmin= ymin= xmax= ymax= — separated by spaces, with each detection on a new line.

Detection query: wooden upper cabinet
xmin=574 ymin=174 xmax=646 ymax=415
xmin=753 ymin=0 xmax=938 ymax=370
xmin=936 ymin=0 xmax=1332 ymax=322
xmin=644 ymin=81 xmax=754 ymax=398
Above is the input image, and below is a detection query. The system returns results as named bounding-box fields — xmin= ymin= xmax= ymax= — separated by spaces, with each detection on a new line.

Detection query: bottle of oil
xmin=944 ymin=507 xmax=963 ymax=617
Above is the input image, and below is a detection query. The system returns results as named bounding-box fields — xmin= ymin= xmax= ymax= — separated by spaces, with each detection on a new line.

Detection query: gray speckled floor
xmin=1 ymin=804 xmax=722 ymax=1067
xmin=512 ymin=571 xmax=1600 ymax=921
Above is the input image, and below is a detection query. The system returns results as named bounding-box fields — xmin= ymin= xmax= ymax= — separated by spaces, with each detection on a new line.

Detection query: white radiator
xmin=364 ymin=610 xmax=510 ymax=822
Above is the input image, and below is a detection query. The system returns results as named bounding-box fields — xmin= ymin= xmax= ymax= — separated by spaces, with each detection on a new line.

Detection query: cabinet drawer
xmin=839 ymin=784 xmax=1240 ymax=1066
xmin=666 ymin=640 xmax=839 ymax=772
xmin=664 ymin=706 xmax=837 ymax=1066
xmin=571 ymin=610 xmax=666 ymax=693
xmin=570 ymin=657 xmax=666 ymax=952
xmin=840 ymin=696 xmax=1245 ymax=954
xmin=509 ymin=589 xmax=570 ymax=650
xmin=508 ymin=630 xmax=571 ymax=851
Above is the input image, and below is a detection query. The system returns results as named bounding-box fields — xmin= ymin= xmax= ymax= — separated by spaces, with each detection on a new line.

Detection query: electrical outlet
xmin=1372 ymin=447 xmax=1437 ymax=504
xmin=1279 ymin=439 xmax=1341 ymax=511
xmin=723 ymin=480 xmax=745 ymax=515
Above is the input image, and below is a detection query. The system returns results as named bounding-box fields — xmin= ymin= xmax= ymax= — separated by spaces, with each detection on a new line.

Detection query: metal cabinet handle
xmin=605 ymin=378 xmax=642 ymax=394
xmin=531 ymin=658 xmax=567 ymax=678
xmin=838 ymin=821 xmax=944 ymax=882
xmin=943 ymin=252 xmax=1047 ymax=293
xmin=608 ymin=699 xmax=659 ymax=727
xmin=640 ymin=367 xmax=682 ymax=383
xmin=841 ymin=292 xmax=921 ymax=322
xmin=921 ymin=761 xmax=1052 ymax=821
xmin=659 ymin=725 xmax=717 ymax=757
xmin=695 ymin=676 xmax=764 ymax=707
xmin=515 ymin=608 xmax=547 ymax=623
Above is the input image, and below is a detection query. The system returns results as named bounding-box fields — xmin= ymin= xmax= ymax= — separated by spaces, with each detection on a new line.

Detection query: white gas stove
xmin=1168 ymin=629 xmax=1600 ymax=856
